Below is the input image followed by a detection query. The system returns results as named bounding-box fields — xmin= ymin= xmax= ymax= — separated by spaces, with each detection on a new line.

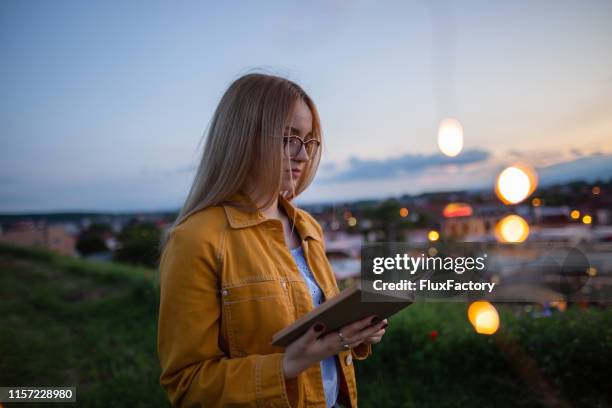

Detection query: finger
xmin=348 ymin=339 xmax=364 ymax=348
xmin=317 ymin=330 xmax=348 ymax=353
xmin=350 ymin=320 xmax=387 ymax=344
xmin=302 ymin=322 xmax=326 ymax=345
xmin=370 ymin=328 xmax=386 ymax=337
xmin=341 ymin=315 xmax=381 ymax=338
xmin=365 ymin=335 xmax=382 ymax=344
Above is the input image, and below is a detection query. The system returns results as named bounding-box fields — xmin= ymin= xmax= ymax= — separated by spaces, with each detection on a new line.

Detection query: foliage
xmin=1 ymin=243 xmax=610 ymax=407
xmin=113 ymin=222 xmax=161 ymax=268
xmin=76 ymin=223 xmax=112 ymax=255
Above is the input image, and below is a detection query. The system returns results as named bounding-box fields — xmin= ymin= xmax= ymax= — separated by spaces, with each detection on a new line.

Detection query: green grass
xmin=1 ymin=243 xmax=611 ymax=407
xmin=357 ymin=302 xmax=612 ymax=408
xmin=0 ymin=244 xmax=166 ymax=407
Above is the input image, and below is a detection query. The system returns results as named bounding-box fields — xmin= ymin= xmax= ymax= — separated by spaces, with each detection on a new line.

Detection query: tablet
xmin=271 ymin=282 xmax=413 ymax=347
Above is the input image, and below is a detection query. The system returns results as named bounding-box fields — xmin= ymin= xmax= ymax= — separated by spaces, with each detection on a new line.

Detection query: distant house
xmin=323 ymin=231 xmax=363 ymax=281
xmin=0 ymin=221 xmax=77 ymax=256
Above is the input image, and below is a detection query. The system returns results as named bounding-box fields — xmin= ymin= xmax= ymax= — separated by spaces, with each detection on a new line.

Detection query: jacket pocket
xmin=222 ymin=278 xmax=293 ymax=356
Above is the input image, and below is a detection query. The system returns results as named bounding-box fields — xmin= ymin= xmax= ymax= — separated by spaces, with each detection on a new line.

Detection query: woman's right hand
xmin=282 ymin=314 xmax=388 ymax=379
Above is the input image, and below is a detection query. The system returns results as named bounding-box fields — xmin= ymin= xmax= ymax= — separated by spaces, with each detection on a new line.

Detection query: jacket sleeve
xmin=351 ymin=342 xmax=372 ymax=360
xmin=157 ymin=227 xmax=301 ymax=407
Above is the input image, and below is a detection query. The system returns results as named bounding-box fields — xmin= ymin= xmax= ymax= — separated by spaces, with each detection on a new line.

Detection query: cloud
xmin=299 ymin=152 xmax=612 ymax=205
xmin=319 ymin=149 xmax=490 ymax=182
xmin=538 ymin=154 xmax=612 ymax=185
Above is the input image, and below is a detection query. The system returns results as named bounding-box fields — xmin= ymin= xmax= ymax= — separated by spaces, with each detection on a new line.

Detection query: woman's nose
xmin=294 ymin=143 xmax=309 ymax=161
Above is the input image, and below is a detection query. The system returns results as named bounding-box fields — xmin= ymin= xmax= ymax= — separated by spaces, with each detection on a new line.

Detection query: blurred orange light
xmin=443 ymin=202 xmax=473 ymax=218
xmin=531 ymin=197 xmax=541 ymax=207
xmin=468 ymin=301 xmax=500 ymax=335
xmin=495 ymin=164 xmax=538 ymax=205
xmin=399 ymin=207 xmax=409 ymax=218
xmin=495 ymin=215 xmax=529 ymax=243
xmin=570 ymin=210 xmax=580 ymax=220
xmin=550 ymin=301 xmax=567 ymax=312
xmin=592 ymin=186 xmax=600 ymax=195
xmin=582 ymin=215 xmax=592 ymax=225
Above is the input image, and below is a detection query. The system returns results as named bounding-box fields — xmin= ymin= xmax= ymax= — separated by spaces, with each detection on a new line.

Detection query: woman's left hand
xmin=361 ymin=318 xmax=388 ymax=345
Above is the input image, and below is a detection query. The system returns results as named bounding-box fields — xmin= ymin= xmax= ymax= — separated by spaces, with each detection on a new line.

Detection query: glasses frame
xmin=282 ymin=135 xmax=320 ymax=159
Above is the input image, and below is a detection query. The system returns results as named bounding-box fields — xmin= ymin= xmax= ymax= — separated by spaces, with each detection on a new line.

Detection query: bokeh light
xmin=550 ymin=301 xmax=567 ymax=312
xmin=399 ymin=207 xmax=409 ymax=218
xmin=495 ymin=214 xmax=529 ymax=243
xmin=428 ymin=230 xmax=440 ymax=242
xmin=582 ymin=215 xmax=592 ymax=225
xmin=443 ymin=202 xmax=473 ymax=218
xmin=570 ymin=210 xmax=580 ymax=220
xmin=347 ymin=216 xmax=357 ymax=227
xmin=437 ymin=118 xmax=463 ymax=157
xmin=468 ymin=301 xmax=500 ymax=335
xmin=495 ymin=164 xmax=538 ymax=205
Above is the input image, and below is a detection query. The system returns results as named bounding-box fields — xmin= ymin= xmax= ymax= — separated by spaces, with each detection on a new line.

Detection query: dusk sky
xmin=1 ymin=0 xmax=611 ymax=213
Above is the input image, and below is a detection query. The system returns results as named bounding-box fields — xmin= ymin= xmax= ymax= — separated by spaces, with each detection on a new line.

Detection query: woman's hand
xmin=361 ymin=318 xmax=388 ymax=345
xmin=282 ymin=315 xmax=388 ymax=379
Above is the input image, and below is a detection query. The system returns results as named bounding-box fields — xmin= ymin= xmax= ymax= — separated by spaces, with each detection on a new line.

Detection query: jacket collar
xmin=222 ymin=190 xmax=322 ymax=242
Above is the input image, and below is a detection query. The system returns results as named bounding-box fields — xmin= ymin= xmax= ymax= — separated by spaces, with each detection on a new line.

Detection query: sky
xmin=1 ymin=0 xmax=611 ymax=213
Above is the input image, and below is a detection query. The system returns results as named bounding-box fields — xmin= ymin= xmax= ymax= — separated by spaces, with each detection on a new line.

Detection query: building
xmin=0 ymin=221 xmax=77 ymax=256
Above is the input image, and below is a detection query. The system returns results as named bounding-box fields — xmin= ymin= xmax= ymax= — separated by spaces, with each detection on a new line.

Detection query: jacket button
xmin=345 ymin=354 xmax=353 ymax=365
xmin=222 ymin=289 xmax=228 ymax=296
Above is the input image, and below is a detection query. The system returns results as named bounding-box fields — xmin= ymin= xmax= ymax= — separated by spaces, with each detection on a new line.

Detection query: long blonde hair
xmin=159 ymin=72 xmax=322 ymax=251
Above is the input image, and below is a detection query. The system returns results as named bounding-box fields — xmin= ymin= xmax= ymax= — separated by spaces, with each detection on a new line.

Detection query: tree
xmin=113 ymin=222 xmax=161 ymax=268
xmin=76 ymin=223 xmax=111 ymax=255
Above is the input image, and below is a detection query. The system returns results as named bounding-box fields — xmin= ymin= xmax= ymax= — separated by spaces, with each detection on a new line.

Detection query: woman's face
xmin=281 ymin=99 xmax=314 ymax=192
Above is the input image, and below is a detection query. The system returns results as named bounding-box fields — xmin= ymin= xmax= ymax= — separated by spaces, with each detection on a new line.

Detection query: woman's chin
xmin=281 ymin=178 xmax=300 ymax=192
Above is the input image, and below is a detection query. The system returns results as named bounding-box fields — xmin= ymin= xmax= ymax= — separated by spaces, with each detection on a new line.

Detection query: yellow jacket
xmin=157 ymin=190 xmax=372 ymax=407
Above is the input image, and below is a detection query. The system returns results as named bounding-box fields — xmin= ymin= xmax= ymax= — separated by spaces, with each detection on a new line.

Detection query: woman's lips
xmin=291 ymin=169 xmax=301 ymax=177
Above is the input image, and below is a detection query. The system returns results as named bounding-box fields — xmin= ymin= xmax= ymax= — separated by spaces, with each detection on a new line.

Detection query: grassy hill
xmin=1 ymin=243 xmax=610 ymax=407
xmin=0 ymin=244 xmax=166 ymax=407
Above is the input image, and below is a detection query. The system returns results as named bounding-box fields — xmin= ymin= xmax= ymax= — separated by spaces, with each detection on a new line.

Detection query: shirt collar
xmin=222 ymin=190 xmax=322 ymax=242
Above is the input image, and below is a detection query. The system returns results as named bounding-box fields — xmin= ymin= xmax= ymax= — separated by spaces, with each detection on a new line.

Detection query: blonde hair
xmin=159 ymin=72 xmax=322 ymax=251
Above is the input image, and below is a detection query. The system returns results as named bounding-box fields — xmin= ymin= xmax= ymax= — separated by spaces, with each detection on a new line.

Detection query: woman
xmin=157 ymin=73 xmax=388 ymax=407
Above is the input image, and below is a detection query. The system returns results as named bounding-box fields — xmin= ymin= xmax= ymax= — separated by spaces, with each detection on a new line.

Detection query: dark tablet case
xmin=271 ymin=283 xmax=413 ymax=347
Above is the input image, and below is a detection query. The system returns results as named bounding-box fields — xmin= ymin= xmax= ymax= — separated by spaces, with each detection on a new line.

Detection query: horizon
xmin=0 ymin=174 xmax=609 ymax=217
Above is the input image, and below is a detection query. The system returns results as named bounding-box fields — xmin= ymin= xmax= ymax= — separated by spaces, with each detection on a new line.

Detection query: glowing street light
xmin=437 ymin=118 xmax=463 ymax=157
xmin=495 ymin=215 xmax=529 ymax=243
xmin=428 ymin=230 xmax=440 ymax=242
xmin=582 ymin=215 xmax=592 ymax=225
xmin=399 ymin=207 xmax=409 ymax=218
xmin=570 ymin=210 xmax=580 ymax=220
xmin=495 ymin=164 xmax=537 ymax=205
xmin=468 ymin=301 xmax=500 ymax=335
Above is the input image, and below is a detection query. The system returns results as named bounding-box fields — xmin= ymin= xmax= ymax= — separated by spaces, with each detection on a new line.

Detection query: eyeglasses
xmin=283 ymin=135 xmax=320 ymax=159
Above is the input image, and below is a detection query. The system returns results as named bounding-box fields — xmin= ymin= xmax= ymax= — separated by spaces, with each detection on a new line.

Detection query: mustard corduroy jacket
xmin=157 ymin=190 xmax=372 ymax=407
